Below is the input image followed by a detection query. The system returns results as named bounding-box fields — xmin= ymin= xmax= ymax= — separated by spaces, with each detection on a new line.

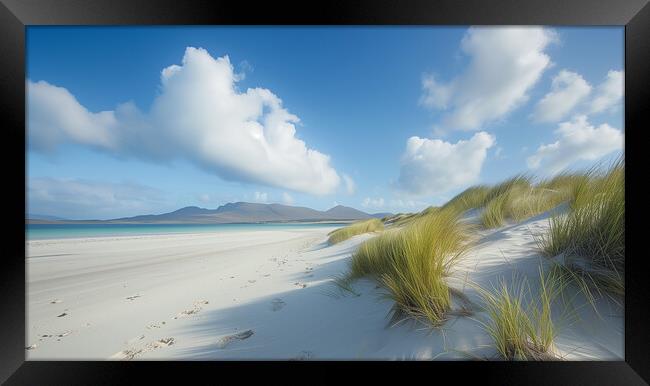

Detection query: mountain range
xmin=27 ymin=202 xmax=392 ymax=224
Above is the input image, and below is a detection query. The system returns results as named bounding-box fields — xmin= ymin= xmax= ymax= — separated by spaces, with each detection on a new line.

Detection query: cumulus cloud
xmin=27 ymin=81 xmax=118 ymax=152
xmin=532 ymin=70 xmax=592 ymax=123
xmin=527 ymin=115 xmax=623 ymax=174
xmin=420 ymin=27 xmax=556 ymax=131
xmin=531 ymin=69 xmax=623 ymax=123
xmin=362 ymin=197 xmax=385 ymax=209
xmin=397 ymin=131 xmax=495 ymax=196
xmin=27 ymin=47 xmax=341 ymax=195
xmin=28 ymin=177 xmax=169 ymax=220
xmin=589 ymin=70 xmax=624 ymax=114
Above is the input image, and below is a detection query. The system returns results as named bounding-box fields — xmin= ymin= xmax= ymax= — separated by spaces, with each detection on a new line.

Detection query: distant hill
xmin=323 ymin=205 xmax=372 ymax=220
xmin=29 ymin=202 xmax=392 ymax=224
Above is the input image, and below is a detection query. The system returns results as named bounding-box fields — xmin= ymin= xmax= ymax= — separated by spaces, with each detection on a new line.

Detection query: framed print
xmin=1 ymin=0 xmax=649 ymax=384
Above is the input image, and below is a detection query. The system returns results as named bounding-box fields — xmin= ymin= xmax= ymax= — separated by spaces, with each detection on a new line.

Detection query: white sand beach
xmin=26 ymin=213 xmax=623 ymax=360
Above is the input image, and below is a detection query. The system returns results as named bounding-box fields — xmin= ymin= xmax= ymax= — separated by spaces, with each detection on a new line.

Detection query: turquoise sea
xmin=26 ymin=222 xmax=344 ymax=240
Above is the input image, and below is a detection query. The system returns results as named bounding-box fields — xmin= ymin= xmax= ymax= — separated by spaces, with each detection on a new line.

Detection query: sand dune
xmin=26 ymin=213 xmax=622 ymax=360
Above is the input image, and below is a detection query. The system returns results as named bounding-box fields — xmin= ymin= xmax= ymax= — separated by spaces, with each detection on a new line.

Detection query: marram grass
xmin=327 ymin=218 xmax=384 ymax=244
xmin=335 ymin=157 xmax=624 ymax=333
xmin=479 ymin=175 xmax=574 ymax=229
xmin=538 ymin=158 xmax=624 ymax=295
xmin=442 ymin=185 xmax=492 ymax=214
xmin=349 ymin=208 xmax=469 ymax=326
xmin=383 ymin=206 xmax=440 ymax=228
xmin=478 ymin=267 xmax=568 ymax=360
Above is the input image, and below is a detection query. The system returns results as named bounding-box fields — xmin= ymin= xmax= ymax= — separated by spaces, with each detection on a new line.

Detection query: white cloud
xmin=253 ymin=191 xmax=268 ymax=203
xmin=420 ymin=27 xmax=556 ymax=131
xmin=342 ymin=174 xmax=356 ymax=195
xmin=397 ymin=131 xmax=495 ymax=196
xmin=419 ymin=74 xmax=452 ymax=110
xmin=27 ymin=47 xmax=341 ymax=195
xmin=532 ymin=70 xmax=592 ymax=123
xmin=527 ymin=115 xmax=623 ymax=173
xmin=589 ymin=70 xmax=624 ymax=115
xmin=282 ymin=192 xmax=294 ymax=205
xmin=27 ymin=81 xmax=118 ymax=152
xmin=27 ymin=177 xmax=169 ymax=220
xmin=362 ymin=197 xmax=385 ymax=208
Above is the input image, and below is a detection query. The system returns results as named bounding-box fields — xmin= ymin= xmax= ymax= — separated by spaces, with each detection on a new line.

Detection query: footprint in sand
xmin=25 ymin=344 xmax=37 ymax=350
xmin=149 ymin=337 xmax=175 ymax=348
xmin=56 ymin=312 xmax=68 ymax=318
xmin=173 ymin=308 xmax=200 ymax=319
xmin=113 ymin=338 xmax=175 ymax=360
xmin=173 ymin=300 xmax=209 ymax=319
xmin=39 ymin=330 xmax=72 ymax=340
xmin=271 ymin=298 xmax=286 ymax=311
xmin=112 ymin=348 xmax=143 ymax=360
xmin=126 ymin=295 xmax=141 ymax=301
xmin=50 ymin=299 xmax=62 ymax=304
xmin=294 ymin=282 xmax=308 ymax=289
xmin=215 ymin=330 xmax=254 ymax=349
xmin=146 ymin=322 xmax=165 ymax=329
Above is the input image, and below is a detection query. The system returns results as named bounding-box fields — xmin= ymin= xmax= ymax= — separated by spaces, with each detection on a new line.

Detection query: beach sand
xmin=26 ymin=213 xmax=623 ymax=360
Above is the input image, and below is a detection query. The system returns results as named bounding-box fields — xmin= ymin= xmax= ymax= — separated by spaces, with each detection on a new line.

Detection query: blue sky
xmin=26 ymin=26 xmax=624 ymax=220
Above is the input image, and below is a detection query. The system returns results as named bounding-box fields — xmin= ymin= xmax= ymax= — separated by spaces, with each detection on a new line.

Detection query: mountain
xmin=97 ymin=202 xmax=379 ymax=224
xmin=324 ymin=205 xmax=372 ymax=220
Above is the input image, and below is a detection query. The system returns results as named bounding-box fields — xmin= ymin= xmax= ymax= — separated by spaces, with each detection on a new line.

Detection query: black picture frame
xmin=2 ymin=0 xmax=648 ymax=384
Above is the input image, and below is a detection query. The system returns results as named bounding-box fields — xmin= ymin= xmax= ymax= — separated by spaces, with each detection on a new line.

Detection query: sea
xmin=26 ymin=222 xmax=345 ymax=241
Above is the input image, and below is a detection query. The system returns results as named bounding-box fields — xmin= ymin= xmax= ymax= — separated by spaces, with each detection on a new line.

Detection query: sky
xmin=26 ymin=26 xmax=624 ymax=220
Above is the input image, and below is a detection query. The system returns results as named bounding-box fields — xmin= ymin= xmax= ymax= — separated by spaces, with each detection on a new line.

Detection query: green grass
xmin=348 ymin=208 xmax=469 ymax=326
xmin=479 ymin=175 xmax=573 ymax=229
xmin=327 ymin=218 xmax=384 ymax=244
xmin=382 ymin=206 xmax=440 ymax=228
xmin=479 ymin=267 xmax=567 ymax=360
xmin=480 ymin=191 xmax=511 ymax=228
xmin=537 ymin=172 xmax=590 ymax=203
xmin=442 ymin=185 xmax=492 ymax=213
xmin=333 ymin=157 xmax=623 ymax=335
xmin=538 ymin=158 xmax=624 ymax=295
xmin=479 ymin=176 xmax=532 ymax=228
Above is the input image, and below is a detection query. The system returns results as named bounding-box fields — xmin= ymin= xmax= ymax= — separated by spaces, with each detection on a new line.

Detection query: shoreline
xmin=26 ymin=222 xmax=348 ymax=242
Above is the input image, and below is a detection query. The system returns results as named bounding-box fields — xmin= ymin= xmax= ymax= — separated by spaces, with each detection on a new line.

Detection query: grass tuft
xmin=479 ymin=267 xmax=567 ymax=360
xmin=479 ymin=175 xmax=571 ymax=229
xmin=442 ymin=185 xmax=492 ymax=214
xmin=538 ymin=158 xmax=624 ymax=295
xmin=349 ymin=209 xmax=469 ymax=326
xmin=327 ymin=218 xmax=384 ymax=244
